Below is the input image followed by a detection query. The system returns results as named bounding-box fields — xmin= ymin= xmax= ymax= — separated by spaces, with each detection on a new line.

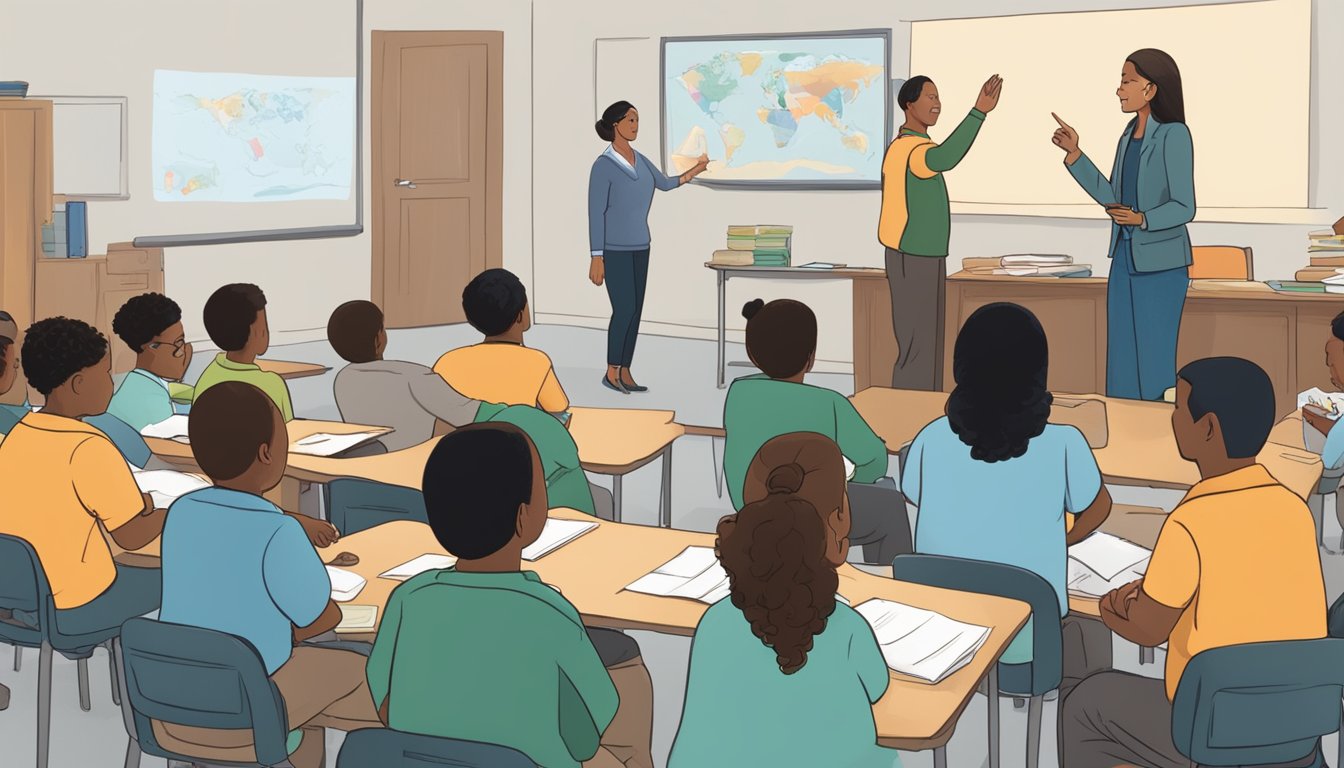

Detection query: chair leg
xmin=122 ymin=738 xmax=140 ymax=768
xmin=711 ymin=436 xmax=724 ymax=498
xmin=106 ymin=641 xmax=121 ymax=706
xmin=659 ymin=446 xmax=673 ymax=529
xmin=38 ymin=641 xmax=53 ymax=768
xmin=111 ymin=639 xmax=139 ymax=743
xmin=1026 ymin=694 xmax=1044 ymax=768
xmin=13 ymin=644 xmax=19 ymax=671
xmin=986 ymin=664 xmax=999 ymax=768
xmin=77 ymin=656 xmax=92 ymax=711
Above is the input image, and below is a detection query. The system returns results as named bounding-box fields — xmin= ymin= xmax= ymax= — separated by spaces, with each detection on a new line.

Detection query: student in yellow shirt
xmin=1060 ymin=357 xmax=1327 ymax=768
xmin=433 ymin=269 xmax=571 ymax=411
xmin=194 ymin=283 xmax=295 ymax=421
xmin=0 ymin=317 xmax=166 ymax=617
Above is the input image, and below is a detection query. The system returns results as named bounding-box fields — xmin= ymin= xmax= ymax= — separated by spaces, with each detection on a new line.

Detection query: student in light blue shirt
xmin=902 ymin=302 xmax=1113 ymax=699
xmin=1300 ymin=310 xmax=1344 ymax=549
xmin=106 ymin=293 xmax=194 ymax=431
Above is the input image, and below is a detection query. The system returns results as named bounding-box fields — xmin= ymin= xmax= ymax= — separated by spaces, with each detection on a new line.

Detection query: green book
xmin=1267 ymin=280 xmax=1327 ymax=293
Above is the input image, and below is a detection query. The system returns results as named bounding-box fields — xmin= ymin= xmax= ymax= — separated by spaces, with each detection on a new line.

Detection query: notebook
xmin=326 ymin=567 xmax=367 ymax=602
xmin=291 ymin=431 xmax=386 ymax=457
xmin=1068 ymin=556 xmax=1149 ymax=598
xmin=378 ymin=553 xmax=457 ymax=581
xmin=854 ymin=599 xmax=991 ymax=684
xmin=797 ymin=262 xmax=847 ymax=269
xmin=625 ymin=546 xmax=731 ymax=604
xmin=1067 ymin=531 xmax=1151 ymax=581
xmin=130 ymin=469 xmax=210 ymax=508
xmin=140 ymin=414 xmax=191 ymax=442
xmin=335 ymin=604 xmax=378 ymax=633
xmin=522 ymin=518 xmax=598 ymax=561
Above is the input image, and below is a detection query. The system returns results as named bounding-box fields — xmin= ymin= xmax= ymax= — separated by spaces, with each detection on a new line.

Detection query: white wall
xmin=0 ymin=0 xmax=533 ymax=345
xmin=532 ymin=0 xmax=1343 ymax=365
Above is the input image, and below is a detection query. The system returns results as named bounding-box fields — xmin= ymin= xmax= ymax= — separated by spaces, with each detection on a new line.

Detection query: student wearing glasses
xmin=106 ymin=293 xmax=195 ymax=431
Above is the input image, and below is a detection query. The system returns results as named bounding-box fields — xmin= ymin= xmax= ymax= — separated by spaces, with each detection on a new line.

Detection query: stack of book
xmin=1269 ymin=224 xmax=1344 ymax=293
xmin=961 ymin=254 xmax=1092 ymax=277
xmin=0 ymin=82 xmax=29 ymax=98
xmin=711 ymin=225 xmax=793 ymax=267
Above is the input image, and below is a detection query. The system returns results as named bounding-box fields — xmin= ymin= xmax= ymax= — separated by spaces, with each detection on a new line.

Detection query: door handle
xmin=394 ymin=178 xmax=417 ymax=189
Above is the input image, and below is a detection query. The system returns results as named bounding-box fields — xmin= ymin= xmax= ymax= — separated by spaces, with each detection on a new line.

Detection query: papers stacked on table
xmin=379 ymin=554 xmax=457 ymax=581
xmin=326 ymin=567 xmax=367 ymax=602
xmin=522 ymin=518 xmax=597 ymax=561
xmin=140 ymin=414 xmax=191 ymax=443
xmin=291 ymin=430 xmax=386 ymax=457
xmin=625 ymin=546 xmax=731 ymax=604
xmin=130 ymin=468 xmax=210 ymax=508
xmin=336 ymin=604 xmax=378 ymax=633
xmin=1067 ymin=531 xmax=1150 ymax=597
xmin=854 ymin=599 xmax=990 ymax=684
xmin=962 ymin=254 xmax=1091 ymax=278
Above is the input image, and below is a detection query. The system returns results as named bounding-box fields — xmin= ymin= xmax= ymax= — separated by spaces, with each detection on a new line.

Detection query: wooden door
xmin=0 ymin=99 xmax=52 ymax=407
xmin=372 ymin=31 xmax=503 ymax=328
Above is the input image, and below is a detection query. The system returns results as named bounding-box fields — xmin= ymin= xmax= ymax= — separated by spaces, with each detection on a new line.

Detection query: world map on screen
xmin=663 ymin=36 xmax=887 ymax=184
xmin=152 ymin=70 xmax=355 ymax=202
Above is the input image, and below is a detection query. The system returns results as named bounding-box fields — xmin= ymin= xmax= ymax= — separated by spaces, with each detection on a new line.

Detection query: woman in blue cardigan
xmin=1052 ymin=49 xmax=1194 ymax=401
xmin=588 ymin=100 xmax=707 ymax=394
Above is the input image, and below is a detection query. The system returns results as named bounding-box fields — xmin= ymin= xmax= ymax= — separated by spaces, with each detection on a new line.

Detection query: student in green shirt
xmin=366 ymin=422 xmax=654 ymax=768
xmin=474 ymin=401 xmax=604 ymax=517
xmin=106 ymin=293 xmax=194 ymax=431
xmin=723 ymin=298 xmax=909 ymax=564
xmin=670 ymin=432 xmax=900 ymax=768
xmin=194 ymin=283 xmax=294 ymax=421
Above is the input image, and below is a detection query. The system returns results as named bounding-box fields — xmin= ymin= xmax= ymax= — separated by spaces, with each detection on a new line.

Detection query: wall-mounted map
xmin=662 ymin=31 xmax=889 ymax=188
xmin=152 ymin=69 xmax=355 ymax=202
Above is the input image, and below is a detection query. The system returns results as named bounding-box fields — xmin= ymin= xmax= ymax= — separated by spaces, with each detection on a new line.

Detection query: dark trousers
xmin=604 ymin=250 xmax=650 ymax=367
xmin=885 ymin=249 xmax=946 ymax=391
xmin=846 ymin=479 xmax=913 ymax=565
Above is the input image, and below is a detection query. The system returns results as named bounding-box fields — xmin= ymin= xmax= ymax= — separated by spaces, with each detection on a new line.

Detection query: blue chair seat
xmin=337 ymin=727 xmax=538 ymax=767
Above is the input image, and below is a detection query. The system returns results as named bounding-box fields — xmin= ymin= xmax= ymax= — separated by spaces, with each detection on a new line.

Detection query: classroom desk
xmin=255 ymin=358 xmax=332 ymax=380
xmin=706 ymin=263 xmax=887 ymax=388
xmin=144 ymin=419 xmax=390 ymax=468
xmin=325 ymin=508 xmax=1030 ymax=754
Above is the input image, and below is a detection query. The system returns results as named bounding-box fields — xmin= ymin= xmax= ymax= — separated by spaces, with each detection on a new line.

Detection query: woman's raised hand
xmin=1051 ymin=113 xmax=1082 ymax=164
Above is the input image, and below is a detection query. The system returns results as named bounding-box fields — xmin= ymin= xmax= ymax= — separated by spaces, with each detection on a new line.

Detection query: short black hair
xmin=1332 ymin=310 xmax=1344 ymax=342
xmin=22 ymin=317 xmax=108 ymax=395
xmin=203 ymin=283 xmax=266 ymax=352
xmin=1177 ymin=357 xmax=1275 ymax=459
xmin=327 ymin=300 xmax=384 ymax=364
xmin=112 ymin=293 xmax=183 ymax=353
xmin=742 ymin=298 xmax=817 ymax=379
xmin=898 ymin=75 xmax=934 ymax=111
xmin=189 ymin=381 xmax=282 ymax=481
xmin=462 ymin=269 xmax=527 ymax=337
xmin=422 ymin=422 xmax=536 ymax=560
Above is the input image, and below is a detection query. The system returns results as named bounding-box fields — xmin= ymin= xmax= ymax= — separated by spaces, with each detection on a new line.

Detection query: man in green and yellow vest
xmin=878 ymin=74 xmax=1002 ymax=390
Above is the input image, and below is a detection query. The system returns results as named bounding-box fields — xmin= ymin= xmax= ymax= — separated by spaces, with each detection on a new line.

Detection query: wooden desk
xmin=1067 ymin=503 xmax=1169 ymax=618
xmin=255 ymin=359 xmax=331 ymax=380
xmin=851 ymin=271 xmax=1344 ymax=416
xmin=327 ymin=509 xmax=1029 ymax=752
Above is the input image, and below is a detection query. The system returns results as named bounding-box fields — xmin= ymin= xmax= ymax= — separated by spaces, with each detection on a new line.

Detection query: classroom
xmin=1 ymin=0 xmax=1343 ymax=766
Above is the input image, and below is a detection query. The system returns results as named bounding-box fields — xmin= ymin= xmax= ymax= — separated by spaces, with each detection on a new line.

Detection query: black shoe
xmin=601 ymin=375 xmax=630 ymax=394
xmin=622 ymin=381 xmax=649 ymax=392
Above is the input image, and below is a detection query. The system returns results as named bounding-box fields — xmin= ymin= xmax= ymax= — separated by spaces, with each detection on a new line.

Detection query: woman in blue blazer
xmin=1052 ymin=49 xmax=1193 ymax=401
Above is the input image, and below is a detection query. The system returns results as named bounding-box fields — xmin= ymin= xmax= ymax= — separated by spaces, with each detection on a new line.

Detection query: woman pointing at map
xmin=589 ymin=100 xmax=709 ymax=394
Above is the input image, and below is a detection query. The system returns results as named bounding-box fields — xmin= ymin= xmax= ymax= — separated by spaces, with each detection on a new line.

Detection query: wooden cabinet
xmin=0 ymin=99 xmax=52 ymax=332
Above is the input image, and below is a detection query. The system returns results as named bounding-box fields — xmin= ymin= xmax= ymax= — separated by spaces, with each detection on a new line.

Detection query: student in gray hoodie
xmin=588 ymin=100 xmax=708 ymax=394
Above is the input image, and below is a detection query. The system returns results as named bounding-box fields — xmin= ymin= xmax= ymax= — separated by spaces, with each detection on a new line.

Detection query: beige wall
xmin=3 ymin=0 xmax=533 ymax=346
xmin=532 ymin=0 xmax=1344 ymax=365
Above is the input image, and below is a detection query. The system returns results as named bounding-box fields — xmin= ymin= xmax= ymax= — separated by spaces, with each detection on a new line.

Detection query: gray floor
xmin=2 ymin=322 xmax=1341 ymax=767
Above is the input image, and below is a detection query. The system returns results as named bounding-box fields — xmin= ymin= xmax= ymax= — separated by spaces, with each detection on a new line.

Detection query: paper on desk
xmin=379 ymin=553 xmax=458 ymax=581
xmin=140 ymin=414 xmax=191 ymax=443
xmin=1298 ymin=388 xmax=1344 ymax=422
xmin=625 ymin=546 xmax=731 ymax=604
xmin=1068 ymin=531 xmax=1151 ymax=581
xmin=131 ymin=469 xmax=210 ymax=508
xmin=326 ymin=567 xmax=366 ymax=602
xmin=291 ymin=431 xmax=385 ymax=457
xmin=855 ymin=599 xmax=990 ymax=684
xmin=1068 ymin=557 xmax=1148 ymax=598
xmin=843 ymin=456 xmax=856 ymax=481
xmin=336 ymin=604 xmax=378 ymax=633
xmin=522 ymin=518 xmax=598 ymax=561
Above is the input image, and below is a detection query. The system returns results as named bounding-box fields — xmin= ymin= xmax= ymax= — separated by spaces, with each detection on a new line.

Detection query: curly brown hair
xmin=716 ymin=432 xmax=847 ymax=675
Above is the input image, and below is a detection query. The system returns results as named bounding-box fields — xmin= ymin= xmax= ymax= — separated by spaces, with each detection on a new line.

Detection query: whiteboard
xmin=37 ymin=96 xmax=129 ymax=200
xmin=909 ymin=0 xmax=1311 ymax=211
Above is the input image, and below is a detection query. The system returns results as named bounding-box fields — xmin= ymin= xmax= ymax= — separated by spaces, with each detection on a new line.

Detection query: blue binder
xmin=66 ymin=201 xmax=87 ymax=258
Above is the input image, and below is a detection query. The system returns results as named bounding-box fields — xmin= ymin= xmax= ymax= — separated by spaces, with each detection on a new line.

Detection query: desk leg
xmin=987 ymin=663 xmax=1000 ymax=768
xmin=933 ymin=745 xmax=947 ymax=768
xmin=1140 ymin=646 xmax=1155 ymax=665
xmin=660 ymin=446 xmax=673 ymax=528
xmin=613 ymin=474 xmax=623 ymax=523
xmin=717 ymin=271 xmax=727 ymax=389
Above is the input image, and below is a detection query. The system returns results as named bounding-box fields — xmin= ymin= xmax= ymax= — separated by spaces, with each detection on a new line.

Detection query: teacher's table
xmin=707 ymin=263 xmax=887 ymax=388
xmin=851 ymin=271 xmax=1344 ymax=416
xmin=327 ymin=508 xmax=1030 ymax=758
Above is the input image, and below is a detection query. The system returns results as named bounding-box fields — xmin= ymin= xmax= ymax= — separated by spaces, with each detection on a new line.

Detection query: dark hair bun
xmin=742 ymin=298 xmax=765 ymax=320
xmin=595 ymin=119 xmax=614 ymax=142
xmin=766 ymin=462 xmax=805 ymax=495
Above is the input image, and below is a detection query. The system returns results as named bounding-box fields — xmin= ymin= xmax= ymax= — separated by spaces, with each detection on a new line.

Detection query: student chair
xmin=0 ymin=534 xmax=127 ymax=768
xmin=336 ymin=728 xmax=538 ymax=767
xmin=325 ymin=478 xmax=427 ymax=536
xmin=1189 ymin=245 xmax=1254 ymax=280
xmin=118 ymin=616 xmax=303 ymax=768
xmin=1329 ymin=591 xmax=1344 ymax=640
xmin=892 ymin=554 xmax=1063 ymax=768
xmin=85 ymin=411 xmax=154 ymax=468
xmin=1171 ymin=639 xmax=1344 ymax=768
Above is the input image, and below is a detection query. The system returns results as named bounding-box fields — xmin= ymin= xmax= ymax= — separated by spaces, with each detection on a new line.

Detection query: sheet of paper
xmin=625 ymin=546 xmax=730 ymax=604
xmin=130 ymin=469 xmax=210 ymax=508
xmin=522 ymin=518 xmax=598 ymax=561
xmin=855 ymin=599 xmax=991 ymax=684
xmin=1068 ymin=557 xmax=1149 ymax=598
xmin=1067 ymin=531 xmax=1152 ymax=581
xmin=1298 ymin=388 xmax=1344 ymax=422
xmin=140 ymin=414 xmax=191 ymax=442
xmin=335 ymin=604 xmax=378 ymax=633
xmin=378 ymin=553 xmax=457 ymax=581
xmin=842 ymin=456 xmax=856 ymax=481
xmin=326 ymin=566 xmax=366 ymax=602
xmin=290 ymin=431 xmax=385 ymax=457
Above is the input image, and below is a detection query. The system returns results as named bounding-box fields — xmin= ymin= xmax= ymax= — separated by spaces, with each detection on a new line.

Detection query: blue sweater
xmin=587 ymin=148 xmax=681 ymax=255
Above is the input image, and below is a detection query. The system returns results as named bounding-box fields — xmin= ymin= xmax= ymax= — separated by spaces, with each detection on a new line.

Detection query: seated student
xmin=670 ymin=432 xmax=899 ymax=768
xmin=0 ymin=332 xmax=22 ymax=435
xmin=194 ymin=283 xmax=294 ymax=421
xmin=0 ymin=317 xmax=165 ymax=618
xmin=329 ymin=299 xmax=479 ymax=451
xmin=433 ymin=268 xmax=570 ymax=413
xmin=157 ymin=381 xmax=368 ymax=768
xmin=903 ymin=302 xmax=1113 ymax=698
xmin=474 ymin=402 xmax=607 ymax=518
xmin=723 ymin=298 xmax=908 ymax=564
xmin=106 ymin=292 xmax=194 ymax=431
xmin=366 ymin=422 xmax=653 ymax=768
xmin=0 ymin=310 xmax=28 ymax=429
xmin=1301 ymin=308 xmax=1344 ymax=547
xmin=1061 ymin=357 xmax=1328 ymax=768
